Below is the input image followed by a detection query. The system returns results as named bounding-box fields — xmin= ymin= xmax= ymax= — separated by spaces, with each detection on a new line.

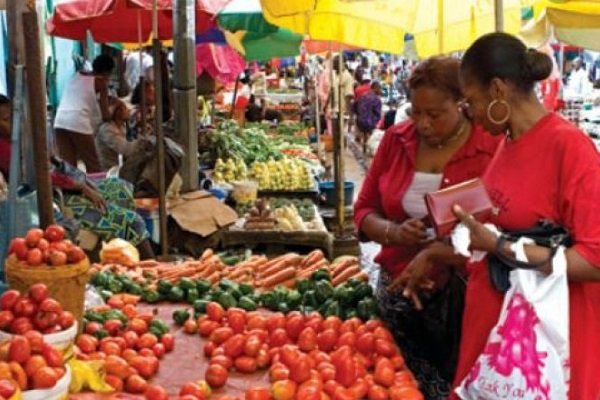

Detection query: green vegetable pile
xmin=90 ymin=271 xmax=146 ymax=301
xmin=83 ymin=308 xmax=170 ymax=339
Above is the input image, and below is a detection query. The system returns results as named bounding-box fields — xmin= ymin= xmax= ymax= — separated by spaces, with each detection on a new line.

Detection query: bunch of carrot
xmin=330 ymin=256 xmax=368 ymax=287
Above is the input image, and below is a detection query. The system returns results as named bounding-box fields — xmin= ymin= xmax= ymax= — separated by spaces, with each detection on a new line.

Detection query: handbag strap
xmin=494 ymin=235 xmax=560 ymax=270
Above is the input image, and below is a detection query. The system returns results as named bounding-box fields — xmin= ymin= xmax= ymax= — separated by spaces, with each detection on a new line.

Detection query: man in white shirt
xmin=124 ymin=50 xmax=153 ymax=93
xmin=568 ymin=57 xmax=591 ymax=97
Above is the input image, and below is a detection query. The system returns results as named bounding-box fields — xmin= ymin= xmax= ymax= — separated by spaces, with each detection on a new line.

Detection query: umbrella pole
xmin=437 ymin=0 xmax=444 ymax=54
xmin=494 ymin=0 xmax=504 ymax=32
xmin=335 ymin=48 xmax=345 ymax=237
xmin=230 ymin=75 xmax=240 ymax=120
xmin=314 ymin=63 xmax=321 ymax=155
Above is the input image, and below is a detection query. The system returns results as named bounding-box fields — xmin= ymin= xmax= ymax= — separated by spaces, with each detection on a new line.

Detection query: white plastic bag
xmin=456 ymin=241 xmax=570 ymax=400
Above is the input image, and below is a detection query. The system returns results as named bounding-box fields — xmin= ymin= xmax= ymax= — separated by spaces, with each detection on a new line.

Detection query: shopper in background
xmin=567 ymin=56 xmax=591 ymax=97
xmin=54 ymin=55 xmax=115 ymax=173
xmin=0 ymin=95 xmax=10 ymax=178
xmin=354 ymin=56 xmax=500 ymax=400
xmin=96 ymin=98 xmax=141 ymax=171
xmin=354 ymin=81 xmax=382 ymax=153
xmin=129 ymin=80 xmax=156 ymax=139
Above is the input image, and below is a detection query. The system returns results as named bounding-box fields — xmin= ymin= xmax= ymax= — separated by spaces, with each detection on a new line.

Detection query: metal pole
xmin=335 ymin=48 xmax=345 ymax=236
xmin=173 ymin=0 xmax=198 ymax=192
xmin=314 ymin=63 xmax=321 ymax=154
xmin=437 ymin=0 xmax=444 ymax=54
xmin=230 ymin=75 xmax=240 ymax=120
xmin=23 ymin=9 xmax=54 ymax=228
xmin=138 ymin=11 xmax=147 ymax=138
xmin=494 ymin=0 xmax=504 ymax=32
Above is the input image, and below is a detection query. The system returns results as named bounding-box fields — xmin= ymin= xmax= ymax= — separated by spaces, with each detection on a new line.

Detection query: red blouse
xmin=354 ymin=120 xmax=501 ymax=278
xmin=452 ymin=113 xmax=600 ymax=400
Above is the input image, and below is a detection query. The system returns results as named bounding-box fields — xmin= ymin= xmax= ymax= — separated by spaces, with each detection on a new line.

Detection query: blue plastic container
xmin=319 ymin=181 xmax=355 ymax=207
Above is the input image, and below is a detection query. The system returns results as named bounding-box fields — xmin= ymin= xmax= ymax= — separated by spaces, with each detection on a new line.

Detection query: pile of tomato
xmin=189 ymin=302 xmax=423 ymax=400
xmin=74 ymin=306 xmax=175 ymax=397
xmin=8 ymin=225 xmax=86 ymax=267
xmin=0 ymin=331 xmax=67 ymax=398
xmin=0 ymin=284 xmax=75 ymax=334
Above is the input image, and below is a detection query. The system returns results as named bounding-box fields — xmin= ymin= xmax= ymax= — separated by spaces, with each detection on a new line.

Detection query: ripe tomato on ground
xmin=205 ymin=364 xmax=228 ymax=388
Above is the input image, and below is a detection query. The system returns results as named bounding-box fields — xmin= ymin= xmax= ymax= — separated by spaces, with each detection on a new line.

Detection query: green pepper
xmin=178 ymin=278 xmax=196 ymax=292
xmin=286 ymin=290 xmax=302 ymax=309
xmin=260 ymin=292 xmax=277 ymax=310
xmin=84 ymin=311 xmax=106 ymax=324
xmin=222 ymin=255 xmax=241 ymax=266
xmin=141 ymin=288 xmax=160 ymax=304
xmin=90 ymin=272 xmax=108 ymax=288
xmin=92 ymin=329 xmax=109 ymax=339
xmin=357 ymin=299 xmax=371 ymax=321
xmin=341 ymin=287 xmax=356 ymax=307
xmin=149 ymin=319 xmax=170 ymax=336
xmin=217 ymin=292 xmax=237 ymax=309
xmin=168 ymin=286 xmax=186 ymax=302
xmin=218 ymin=279 xmax=238 ymax=292
xmin=248 ymin=292 xmax=261 ymax=304
xmin=311 ymin=268 xmax=331 ymax=282
xmin=107 ymin=279 xmax=123 ymax=294
xmin=346 ymin=277 xmax=362 ymax=288
xmin=238 ymin=283 xmax=254 ymax=296
xmin=296 ymin=279 xmax=312 ymax=294
xmin=302 ymin=290 xmax=319 ymax=309
xmin=272 ymin=287 xmax=289 ymax=304
xmin=172 ymin=309 xmax=191 ymax=326
xmin=128 ymin=283 xmax=143 ymax=296
xmin=333 ymin=285 xmax=349 ymax=302
xmin=228 ymin=288 xmax=243 ymax=301
xmin=354 ymin=282 xmax=374 ymax=300
xmin=100 ymin=290 xmax=114 ymax=302
xmin=324 ymin=301 xmax=341 ymax=318
xmin=105 ymin=310 xmax=128 ymax=324
xmin=315 ymin=280 xmax=334 ymax=303
xmin=193 ymin=299 xmax=209 ymax=314
xmin=238 ymin=296 xmax=258 ymax=311
xmin=186 ymin=288 xmax=200 ymax=304
xmin=362 ymin=298 xmax=379 ymax=319
xmin=277 ymin=302 xmax=290 ymax=313
xmin=196 ymin=279 xmax=212 ymax=295
xmin=318 ymin=299 xmax=333 ymax=315
xmin=157 ymin=279 xmax=173 ymax=296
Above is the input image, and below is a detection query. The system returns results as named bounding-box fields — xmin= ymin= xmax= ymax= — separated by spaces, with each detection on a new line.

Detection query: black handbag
xmin=488 ymin=220 xmax=572 ymax=292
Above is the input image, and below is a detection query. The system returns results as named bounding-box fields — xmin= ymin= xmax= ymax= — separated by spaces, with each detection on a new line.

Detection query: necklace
xmin=436 ymin=120 xmax=469 ymax=150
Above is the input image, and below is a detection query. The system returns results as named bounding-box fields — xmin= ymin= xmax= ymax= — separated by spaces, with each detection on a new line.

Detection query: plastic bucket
xmin=5 ymin=255 xmax=89 ymax=329
xmin=319 ymin=181 xmax=355 ymax=207
xmin=232 ymin=181 xmax=258 ymax=205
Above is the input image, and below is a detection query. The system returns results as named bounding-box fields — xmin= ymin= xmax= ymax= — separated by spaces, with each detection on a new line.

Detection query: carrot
xmin=200 ymin=248 xmax=214 ymax=262
xmin=206 ymin=271 xmax=221 ymax=285
xmin=300 ymin=250 xmax=324 ymax=268
xmin=347 ymin=269 xmax=368 ymax=282
xmin=296 ymin=260 xmax=329 ymax=279
xmin=257 ymin=253 xmax=298 ymax=273
xmin=257 ymin=259 xmax=290 ymax=280
xmin=332 ymin=266 xmax=362 ymax=286
xmin=258 ymin=267 xmax=297 ymax=288
xmin=198 ymin=264 xmax=216 ymax=279
xmin=137 ymin=260 xmax=160 ymax=268
xmin=331 ymin=259 xmax=359 ymax=278
xmin=263 ymin=277 xmax=296 ymax=290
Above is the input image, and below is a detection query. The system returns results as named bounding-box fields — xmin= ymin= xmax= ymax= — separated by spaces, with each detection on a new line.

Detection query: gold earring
xmin=487 ymin=99 xmax=510 ymax=125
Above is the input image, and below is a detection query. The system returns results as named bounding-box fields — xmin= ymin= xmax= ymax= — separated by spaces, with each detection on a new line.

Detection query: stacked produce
xmin=250 ymin=158 xmax=314 ymax=191
xmin=213 ymin=158 xmax=247 ymax=184
xmin=243 ymin=199 xmax=276 ymax=230
xmin=182 ymin=302 xmax=423 ymax=399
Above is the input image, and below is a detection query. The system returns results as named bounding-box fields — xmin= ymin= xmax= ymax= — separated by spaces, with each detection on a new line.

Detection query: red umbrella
xmin=46 ymin=0 xmax=228 ymax=42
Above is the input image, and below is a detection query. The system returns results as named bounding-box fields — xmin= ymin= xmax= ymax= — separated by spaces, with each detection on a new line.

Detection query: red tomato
xmin=319 ymin=366 xmax=336 ymax=382
xmin=248 ymin=329 xmax=269 ymax=343
xmin=144 ymin=384 xmax=169 ymax=400
xmin=122 ymin=349 xmax=138 ymax=362
xmin=180 ymin=382 xmax=208 ymax=399
xmin=210 ymin=327 xmax=234 ymax=345
xmin=8 ymin=238 xmax=28 ymax=261
xmin=26 ymin=248 xmax=43 ymax=266
xmin=279 ymin=345 xmax=300 ymax=367
xmin=269 ymin=328 xmax=288 ymax=347
xmin=271 ymin=379 xmax=297 ymax=400
xmin=285 ymin=315 xmax=305 ymax=341
xmin=128 ymin=318 xmax=148 ymax=336
xmin=104 ymin=374 xmax=124 ymax=392
xmin=13 ymin=298 xmax=36 ymax=318
xmin=388 ymin=386 xmax=424 ymax=400
xmin=247 ymin=314 xmax=268 ymax=331
xmin=374 ymin=358 xmax=395 ymax=388
xmin=317 ymin=329 xmax=338 ymax=353
xmin=121 ymin=331 xmax=139 ymax=349
xmin=368 ymin=384 xmax=390 ymax=400
xmin=210 ymin=354 xmax=233 ymax=370
xmin=198 ymin=320 xmax=220 ymax=337
xmin=10 ymin=317 xmax=33 ymax=335
xmin=44 ymin=224 xmax=65 ymax=242
xmin=324 ymin=380 xmax=342 ymax=397
xmin=332 ymin=388 xmax=355 ymax=400
xmin=67 ymin=247 xmax=86 ymax=263
xmin=36 ymin=238 xmax=50 ymax=252
xmin=125 ymin=374 xmax=148 ymax=394
xmin=28 ymin=284 xmax=48 ymax=304
xmin=85 ymin=321 xmax=103 ymax=335
xmin=33 ymin=311 xmax=59 ymax=330
xmin=39 ymin=298 xmax=62 ymax=314
xmin=296 ymin=384 xmax=321 ymax=400
xmin=373 ymin=327 xmax=394 ymax=342
xmin=101 ymin=341 xmax=122 ymax=357
xmin=288 ymin=354 xmax=311 ymax=384
xmin=256 ymin=348 xmax=271 ymax=369
xmin=32 ymin=366 xmax=58 ymax=389
xmin=206 ymin=302 xmax=225 ymax=322
xmin=266 ymin=313 xmax=286 ymax=333
xmin=374 ymin=340 xmax=397 ymax=358
xmin=223 ymin=334 xmax=246 ymax=358
xmin=356 ymin=333 xmax=375 ymax=355
xmin=24 ymin=355 xmax=47 ymax=377
xmin=335 ymin=357 xmax=357 ymax=388
xmin=160 ymin=333 xmax=174 ymax=352
xmin=390 ymin=355 xmax=405 ymax=370
xmin=25 ymin=228 xmax=44 ymax=248
xmin=365 ymin=319 xmax=384 ymax=331
xmin=47 ymin=250 xmax=66 ymax=266
xmin=322 ymin=316 xmax=342 ymax=332
xmin=245 ymin=387 xmax=271 ymax=400
xmin=42 ymin=343 xmax=64 ymax=367
xmin=57 ymin=311 xmax=74 ymax=329
xmin=121 ymin=304 xmax=137 ymax=319
xmin=234 ymin=356 xmax=257 ymax=373
xmin=152 ymin=343 xmax=165 ymax=359
xmin=203 ymin=341 xmax=217 ymax=358
xmin=298 ymin=327 xmax=317 ymax=352
xmin=0 ymin=291 xmax=20 ymax=312
xmin=0 ymin=311 xmax=14 ymax=331
xmin=9 ymin=336 xmax=30 ymax=363
xmin=348 ymin=378 xmax=369 ymax=399
xmin=304 ymin=315 xmax=323 ymax=333
xmin=102 ymin=319 xmax=123 ymax=336
xmin=244 ymin=335 xmax=262 ymax=357
xmin=226 ymin=307 xmax=246 ymax=334
xmin=205 ymin=364 xmax=228 ymax=388
xmin=183 ymin=319 xmax=198 ymax=334
xmin=137 ymin=333 xmax=158 ymax=350
xmin=129 ymin=356 xmax=156 ymax=380
xmin=24 ymin=330 xmax=44 ymax=353
xmin=0 ymin=379 xmax=16 ymax=398
xmin=337 ymin=332 xmax=357 ymax=349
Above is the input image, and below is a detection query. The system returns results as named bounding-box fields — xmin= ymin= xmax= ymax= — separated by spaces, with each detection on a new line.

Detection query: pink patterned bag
xmin=456 ymin=240 xmax=570 ymax=400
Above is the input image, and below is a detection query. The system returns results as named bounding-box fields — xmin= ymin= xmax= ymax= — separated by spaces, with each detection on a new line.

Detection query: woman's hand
xmin=83 ymin=186 xmax=108 ymax=214
xmin=391 ymin=218 xmax=429 ymax=247
xmin=452 ymin=204 xmax=498 ymax=253
xmin=387 ymin=250 xmax=435 ymax=310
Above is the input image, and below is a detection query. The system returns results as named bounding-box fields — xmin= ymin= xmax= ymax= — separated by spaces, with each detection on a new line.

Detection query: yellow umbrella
xmin=260 ymin=0 xmax=528 ymax=57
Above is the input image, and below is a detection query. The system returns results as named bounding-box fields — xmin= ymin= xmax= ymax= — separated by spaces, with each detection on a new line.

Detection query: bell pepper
xmin=172 ymin=309 xmax=191 ymax=326
xmin=178 ymin=277 xmax=196 ymax=292
xmin=157 ymin=279 xmax=173 ymax=296
xmin=193 ymin=299 xmax=209 ymax=314
xmin=238 ymin=296 xmax=258 ymax=311
xmin=311 ymin=268 xmax=331 ymax=282
xmin=277 ymin=302 xmax=290 ymax=313
xmin=90 ymin=271 xmax=108 ymax=288
xmin=217 ymin=292 xmax=237 ymax=310
xmin=227 ymin=288 xmax=243 ymax=301
xmin=141 ymin=288 xmax=160 ymax=304
xmin=260 ymin=292 xmax=277 ymax=310
xmin=218 ymin=279 xmax=238 ymax=292
xmin=92 ymin=329 xmax=109 ymax=340
xmin=295 ymin=279 xmax=312 ymax=294
xmin=286 ymin=290 xmax=302 ymax=309
xmin=195 ymin=279 xmax=212 ymax=295
xmin=302 ymin=290 xmax=319 ymax=309
xmin=324 ymin=301 xmax=341 ymax=318
xmin=354 ymin=282 xmax=374 ymax=299
xmin=315 ymin=280 xmax=334 ymax=303
xmin=186 ymin=288 xmax=200 ymax=304
xmin=168 ymin=286 xmax=186 ymax=302
xmin=128 ymin=283 xmax=143 ymax=296
xmin=149 ymin=319 xmax=170 ymax=336
xmin=107 ymin=279 xmax=123 ymax=294
xmin=238 ymin=282 xmax=254 ymax=296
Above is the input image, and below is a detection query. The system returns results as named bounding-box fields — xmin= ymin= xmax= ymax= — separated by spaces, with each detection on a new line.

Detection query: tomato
xmin=334 ymin=354 xmax=357 ymax=388
xmin=296 ymin=384 xmax=321 ymax=400
xmin=39 ymin=298 xmax=62 ymax=314
xmin=390 ymin=355 xmax=405 ymax=371
xmin=55 ymin=310 xmax=74 ymax=330
xmin=152 ymin=343 xmax=166 ymax=359
xmin=374 ymin=358 xmax=395 ymax=388
xmin=243 ymin=335 xmax=262 ymax=357
xmin=0 ymin=379 xmax=16 ymax=399
xmin=210 ymin=327 xmax=234 ymax=345
xmin=248 ymin=329 xmax=269 ymax=343
xmin=84 ymin=321 xmax=102 ymax=335
xmin=180 ymin=382 xmax=208 ymax=399
xmin=104 ymin=374 xmax=124 ymax=392
xmin=247 ymin=314 xmax=268 ymax=331
xmin=256 ymin=348 xmax=271 ymax=369
xmin=288 ymin=354 xmax=311 ymax=384
xmin=106 ymin=355 xmax=134 ymax=380
xmin=245 ymin=387 xmax=271 ymax=400
xmin=121 ymin=304 xmax=136 ymax=319
xmin=269 ymin=328 xmax=288 ymax=347
xmin=144 ymin=384 xmax=169 ymax=400
xmin=317 ymin=329 xmax=338 ymax=353
xmin=42 ymin=343 xmax=64 ymax=367
xmin=226 ymin=307 xmax=246 ymax=333
xmin=23 ymin=331 xmax=43 ymax=354
xmin=102 ymin=318 xmax=123 ymax=336
xmin=374 ymin=340 xmax=397 ymax=358
xmin=14 ymin=297 xmax=36 ymax=318
xmin=0 ymin=311 xmax=14 ymax=331
xmin=318 ymin=366 xmax=336 ymax=382
xmin=321 ymin=316 xmax=342 ymax=332
xmin=298 ymin=327 xmax=317 ymax=352
xmin=269 ymin=363 xmax=290 ymax=381
xmin=368 ymin=384 xmax=390 ymax=400
xmin=234 ymin=356 xmax=257 ymax=373
xmin=10 ymin=317 xmax=33 ymax=335
xmin=388 ymin=386 xmax=423 ymax=400
xmin=271 ymin=379 xmax=297 ymax=400
xmin=337 ymin=332 xmax=357 ymax=349
xmin=355 ymin=332 xmax=375 ymax=355
xmin=27 ymin=284 xmax=48 ymax=304
xmin=31 ymin=366 xmax=58 ymax=389
xmin=210 ymin=354 xmax=233 ymax=370
xmin=205 ymin=363 xmax=228 ymax=388
xmin=183 ymin=319 xmax=198 ymax=334
xmin=122 ymin=349 xmax=138 ymax=362
xmin=266 ymin=313 xmax=286 ymax=333
xmin=120 ymin=331 xmax=138 ymax=349
xmin=26 ymin=248 xmax=43 ymax=266
xmin=304 ymin=316 xmax=323 ymax=333
xmin=8 ymin=238 xmax=28 ymax=261
xmin=0 ymin=291 xmax=20 ymax=313
xmin=137 ymin=333 xmax=158 ymax=350
xmin=101 ymin=341 xmax=122 ymax=357
xmin=203 ymin=341 xmax=216 ymax=358
xmin=160 ymin=333 xmax=174 ymax=352
xmin=310 ymin=350 xmax=330 ymax=366
xmin=44 ymin=224 xmax=65 ymax=242
xmin=373 ymin=327 xmax=394 ymax=342
xmin=25 ymin=228 xmax=44 ymax=248
xmin=33 ymin=311 xmax=59 ymax=331
xmin=285 ymin=315 xmax=305 ymax=341
xmin=279 ymin=345 xmax=300 ymax=367
xmin=24 ymin=354 xmax=47 ymax=377
xmin=206 ymin=302 xmax=225 ymax=322
xmin=222 ymin=334 xmax=245 ymax=358
xmin=349 ymin=378 xmax=369 ymax=399
xmin=9 ymin=336 xmax=30 ymax=363
xmin=125 ymin=374 xmax=148 ymax=394
xmin=198 ymin=320 xmax=220 ymax=337
xmin=107 ymin=297 xmax=124 ymax=309
xmin=128 ymin=318 xmax=148 ymax=336
xmin=67 ymin=247 xmax=86 ymax=263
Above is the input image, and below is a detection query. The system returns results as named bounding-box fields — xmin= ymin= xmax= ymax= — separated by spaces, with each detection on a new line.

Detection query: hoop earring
xmin=487 ymin=99 xmax=511 ymax=125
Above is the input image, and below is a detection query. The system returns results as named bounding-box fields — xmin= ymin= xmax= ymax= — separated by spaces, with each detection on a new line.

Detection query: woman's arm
xmin=361 ymin=213 xmax=428 ymax=247
xmin=99 ymin=124 xmax=136 ymax=157
xmin=95 ymin=77 xmax=111 ymax=122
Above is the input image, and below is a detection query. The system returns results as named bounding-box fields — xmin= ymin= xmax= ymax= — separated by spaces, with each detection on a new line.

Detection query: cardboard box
xmin=168 ymin=191 xmax=237 ymax=237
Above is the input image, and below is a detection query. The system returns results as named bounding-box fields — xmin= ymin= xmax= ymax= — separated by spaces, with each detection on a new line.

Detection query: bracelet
xmin=384 ymin=222 xmax=393 ymax=246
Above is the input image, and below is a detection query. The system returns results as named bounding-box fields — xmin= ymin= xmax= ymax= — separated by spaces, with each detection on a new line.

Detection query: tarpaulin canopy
xmin=46 ymin=0 xmax=225 ymax=42
xmin=195 ymin=43 xmax=246 ymax=84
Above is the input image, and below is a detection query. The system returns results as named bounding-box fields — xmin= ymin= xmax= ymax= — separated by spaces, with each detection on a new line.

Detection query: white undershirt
xmin=402 ymin=172 xmax=443 ymax=219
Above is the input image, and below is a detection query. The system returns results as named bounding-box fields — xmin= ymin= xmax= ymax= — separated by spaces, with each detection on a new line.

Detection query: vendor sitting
xmin=245 ymin=95 xmax=284 ymax=123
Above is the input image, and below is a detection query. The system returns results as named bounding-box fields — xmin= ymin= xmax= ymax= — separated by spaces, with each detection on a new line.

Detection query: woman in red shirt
xmin=354 ymin=57 xmax=499 ymax=399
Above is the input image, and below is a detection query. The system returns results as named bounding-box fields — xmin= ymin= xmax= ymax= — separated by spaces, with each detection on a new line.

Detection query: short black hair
xmin=92 ymin=55 xmax=115 ymax=75
xmin=0 ymin=94 xmax=10 ymax=106
xmin=461 ymin=32 xmax=552 ymax=93
xmin=131 ymin=81 xmax=152 ymax=105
